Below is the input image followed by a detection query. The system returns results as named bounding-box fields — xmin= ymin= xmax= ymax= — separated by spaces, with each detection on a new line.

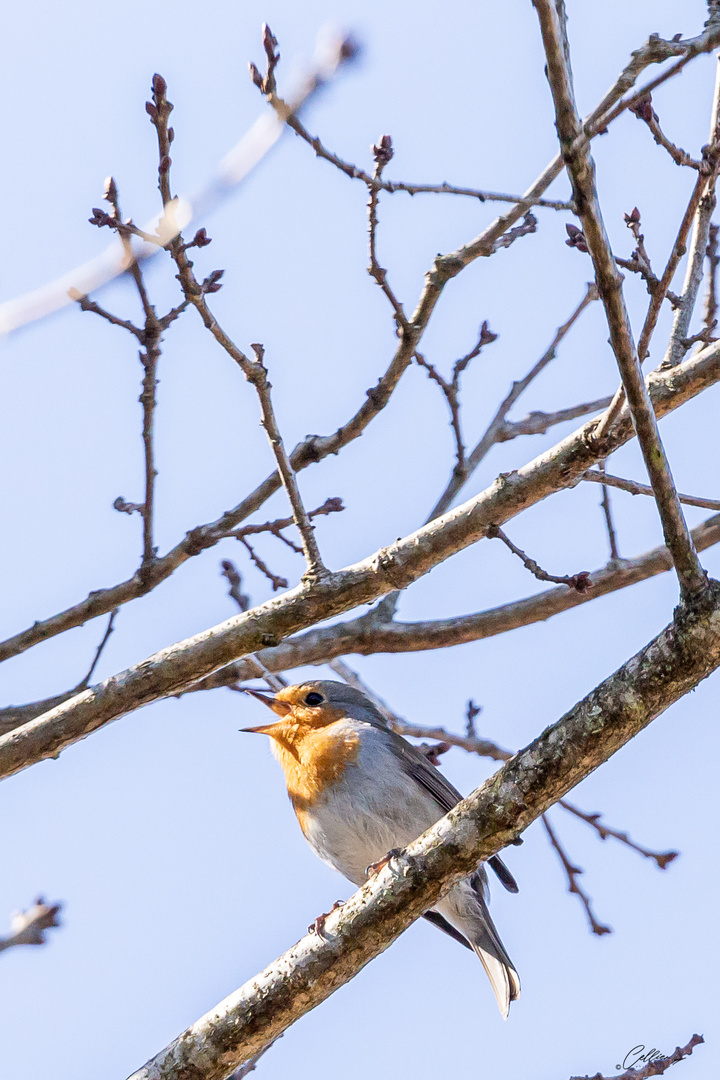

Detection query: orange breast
xmin=269 ymin=717 xmax=361 ymax=836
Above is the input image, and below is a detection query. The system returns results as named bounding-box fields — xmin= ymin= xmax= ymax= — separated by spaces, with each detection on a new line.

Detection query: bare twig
xmin=583 ymin=469 xmax=720 ymax=511
xmin=415 ymin=322 xmax=497 ymax=478
xmin=366 ymin=136 xmax=408 ymax=328
xmin=705 ymin=222 xmax=719 ymax=329
xmin=98 ymin=175 xmax=162 ymax=579
xmin=534 ymin=0 xmax=709 ymax=601
xmin=614 ymin=206 xmax=682 ymax=309
xmin=223 ymin=499 xmax=344 ymax=547
xmin=597 ymin=163 xmax=718 ymax=433
xmin=238 ymin=536 xmax=288 ymax=593
xmin=597 ymin=461 xmax=621 ymax=563
xmin=661 ymin=60 xmax=720 ymax=368
xmin=247 ymin=345 xmax=327 ymax=578
xmin=488 ymin=525 xmax=592 ymax=592
xmin=558 ymin=800 xmax=678 ymax=869
xmin=425 ymin=283 xmax=598 ymax=522
xmin=569 ymin=1034 xmax=704 ymax=1080
xmin=0 ymin=899 xmax=62 ymax=954
xmin=629 ymin=93 xmax=702 ymax=169
xmin=220 ymin=561 xmax=250 ymax=612
xmin=76 ymin=610 xmax=118 ymax=690
xmin=542 ymin=815 xmax=611 ymax=936
xmin=494 ymin=395 xmax=612 ymax=442
xmin=72 ymin=294 xmax=144 ymax=338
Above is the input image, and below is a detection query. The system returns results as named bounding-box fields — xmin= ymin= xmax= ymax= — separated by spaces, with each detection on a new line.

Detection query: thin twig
xmin=705 ymin=221 xmax=719 ymax=329
xmin=661 ymin=59 xmax=720 ymax=368
xmin=487 ymin=525 xmax=592 ymax=592
xmin=146 ymin=74 xmax=327 ymax=579
xmin=535 ymin=0 xmax=709 ymax=601
xmin=415 ymin=322 xmax=497 ymax=478
xmin=425 ymin=283 xmax=598 ymax=522
xmin=238 ymin=536 xmax=289 ymax=592
xmin=325 ymin=659 xmax=512 ymax=761
xmin=220 ymin=561 xmax=250 ymax=611
xmin=629 ymin=94 xmax=702 ymax=169
xmin=223 ymin=498 xmax=344 ymax=544
xmin=542 ymin=815 xmax=611 ymax=936
xmin=614 ymin=206 xmax=682 ymax=309
xmin=558 ymin=800 xmax=678 ymax=869
xmin=597 ymin=164 xmax=717 ymax=433
xmin=366 ymin=136 xmax=408 ymax=329
xmin=583 ymin=469 xmax=720 ymax=511
xmin=0 ymin=899 xmax=62 ymax=955
xmin=597 ymin=461 xmax=621 ymax=562
xmin=494 ymin=395 xmax=611 ymax=442
xmin=248 ymin=345 xmax=327 ymax=578
xmin=76 ymin=610 xmax=118 ymax=690
xmin=72 ymin=294 xmax=144 ymax=338
xmin=219 ymin=556 xmax=286 ymax=693
xmin=99 ymin=176 xmax=162 ymax=580
xmin=569 ymin=1034 xmax=704 ymax=1080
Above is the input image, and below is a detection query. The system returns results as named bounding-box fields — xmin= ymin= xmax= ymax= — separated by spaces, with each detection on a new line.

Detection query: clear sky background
xmin=1 ymin=1 xmax=718 ymax=1078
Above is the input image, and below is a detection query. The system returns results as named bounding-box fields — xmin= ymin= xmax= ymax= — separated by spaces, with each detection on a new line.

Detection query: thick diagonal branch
xmin=534 ymin=0 xmax=708 ymax=601
xmin=3 ymin=340 xmax=720 ymax=778
xmin=126 ymin=586 xmax=720 ymax=1080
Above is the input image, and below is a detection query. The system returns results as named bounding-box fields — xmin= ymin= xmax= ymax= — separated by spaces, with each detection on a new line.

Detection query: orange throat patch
xmin=267 ymin=717 xmax=361 ymax=834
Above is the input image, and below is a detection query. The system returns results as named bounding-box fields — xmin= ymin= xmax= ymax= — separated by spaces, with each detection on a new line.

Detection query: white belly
xmin=300 ymin=733 xmax=443 ymax=886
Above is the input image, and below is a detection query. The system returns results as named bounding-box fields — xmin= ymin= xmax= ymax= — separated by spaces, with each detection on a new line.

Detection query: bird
xmin=241 ymin=678 xmax=521 ymax=1017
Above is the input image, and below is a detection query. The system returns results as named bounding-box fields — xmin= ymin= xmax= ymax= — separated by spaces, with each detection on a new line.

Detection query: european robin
xmin=242 ymin=679 xmax=520 ymax=1017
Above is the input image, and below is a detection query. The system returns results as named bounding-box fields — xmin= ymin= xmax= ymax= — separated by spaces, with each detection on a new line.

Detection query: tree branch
xmin=583 ymin=469 xmax=720 ymax=511
xmin=5 ymin=339 xmax=720 ymax=776
xmin=0 ymin=898 xmax=62 ymax=955
xmin=542 ymin=814 xmax=611 ymax=935
xmin=126 ymin=586 xmax=720 ymax=1080
xmin=534 ymin=0 xmax=709 ymax=601
xmin=569 ymin=1034 xmax=704 ymax=1080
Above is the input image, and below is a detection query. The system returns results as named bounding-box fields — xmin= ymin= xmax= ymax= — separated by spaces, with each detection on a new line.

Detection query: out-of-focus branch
xmin=0 ymin=30 xmax=357 ymax=336
xmin=583 ymin=469 xmax=720 ymax=511
xmin=0 ymin=899 xmax=62 ymax=955
xmin=125 ymin=588 xmax=720 ymax=1080
xmin=535 ymin=0 xmax=709 ymax=601
xmin=569 ymin=1034 xmax=704 ymax=1080
xmin=542 ymin=815 xmax=611 ymax=935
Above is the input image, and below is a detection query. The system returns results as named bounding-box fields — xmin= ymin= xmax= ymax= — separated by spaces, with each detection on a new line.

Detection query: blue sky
xmin=1 ymin=1 xmax=718 ymax=1078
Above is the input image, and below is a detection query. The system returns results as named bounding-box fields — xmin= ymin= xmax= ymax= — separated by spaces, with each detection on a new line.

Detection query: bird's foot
xmin=308 ymin=900 xmax=344 ymax=940
xmin=365 ymin=848 xmax=402 ymax=878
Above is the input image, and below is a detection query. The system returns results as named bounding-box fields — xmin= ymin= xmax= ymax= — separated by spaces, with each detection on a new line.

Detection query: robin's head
xmin=240 ymin=679 xmax=388 ymax=740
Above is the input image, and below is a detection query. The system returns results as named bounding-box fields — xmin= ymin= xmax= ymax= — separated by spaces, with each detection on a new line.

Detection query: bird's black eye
xmin=304 ymin=691 xmax=324 ymax=706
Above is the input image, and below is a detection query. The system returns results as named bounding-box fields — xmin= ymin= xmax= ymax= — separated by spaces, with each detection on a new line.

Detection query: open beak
xmin=239 ymin=686 xmax=292 ymax=732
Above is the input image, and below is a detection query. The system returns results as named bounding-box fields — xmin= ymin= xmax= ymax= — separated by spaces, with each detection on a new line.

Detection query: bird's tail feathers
xmin=470 ymin=925 xmax=521 ymax=1020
